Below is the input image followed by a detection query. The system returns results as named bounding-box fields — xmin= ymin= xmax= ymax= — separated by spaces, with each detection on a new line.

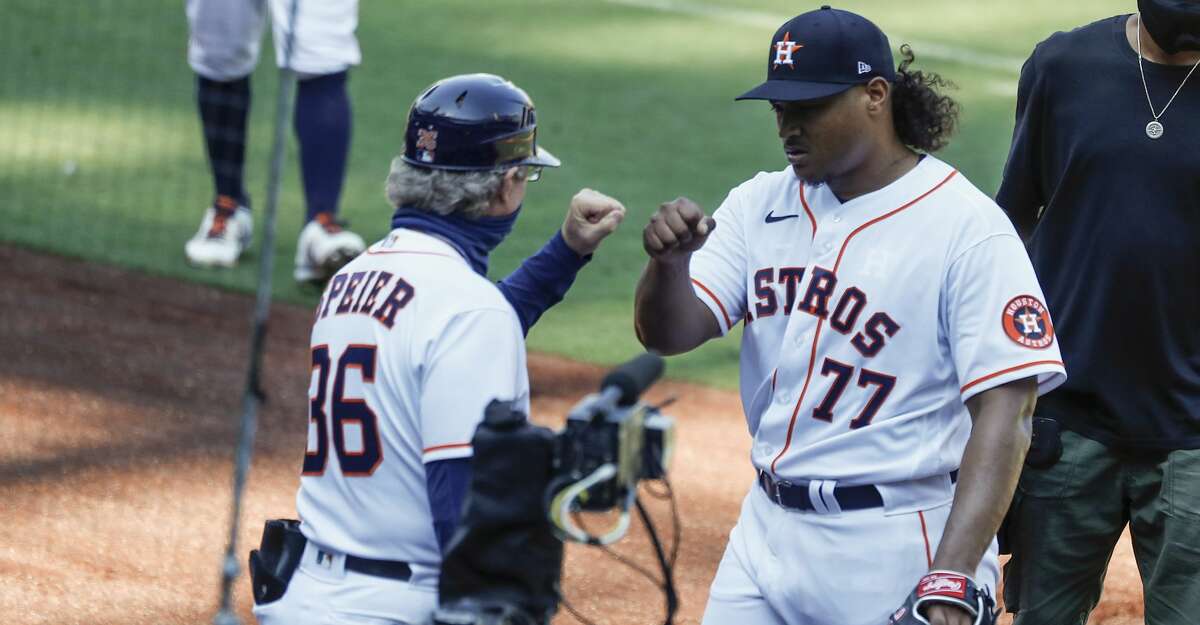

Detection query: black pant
xmin=1004 ymin=430 xmax=1200 ymax=624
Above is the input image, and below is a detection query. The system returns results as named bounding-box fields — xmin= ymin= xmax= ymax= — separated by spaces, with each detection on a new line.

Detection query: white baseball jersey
xmin=187 ymin=0 xmax=361 ymax=81
xmin=295 ymin=228 xmax=529 ymax=568
xmin=690 ymin=155 xmax=1065 ymax=505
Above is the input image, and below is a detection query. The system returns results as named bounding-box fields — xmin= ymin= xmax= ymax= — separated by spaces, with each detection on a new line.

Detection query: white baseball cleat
xmin=294 ymin=212 xmax=366 ymax=283
xmin=184 ymin=201 xmax=253 ymax=268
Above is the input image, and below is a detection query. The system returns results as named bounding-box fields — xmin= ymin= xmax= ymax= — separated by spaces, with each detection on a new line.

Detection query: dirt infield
xmin=0 ymin=244 xmax=1142 ymax=624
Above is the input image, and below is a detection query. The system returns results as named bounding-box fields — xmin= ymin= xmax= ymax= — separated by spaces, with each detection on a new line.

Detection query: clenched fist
xmin=642 ymin=197 xmax=717 ymax=261
xmin=562 ymin=188 xmax=626 ymax=256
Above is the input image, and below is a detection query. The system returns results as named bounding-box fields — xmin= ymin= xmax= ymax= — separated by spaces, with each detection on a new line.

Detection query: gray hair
xmin=384 ymin=158 xmax=505 ymax=220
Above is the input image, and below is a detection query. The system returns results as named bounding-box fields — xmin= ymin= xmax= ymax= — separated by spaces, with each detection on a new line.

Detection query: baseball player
xmin=184 ymin=0 xmax=366 ymax=283
xmin=250 ymin=74 xmax=624 ymax=625
xmin=633 ymin=8 xmax=1066 ymax=625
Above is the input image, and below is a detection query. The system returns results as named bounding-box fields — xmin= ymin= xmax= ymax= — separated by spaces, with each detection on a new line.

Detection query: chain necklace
xmin=1137 ymin=15 xmax=1200 ymax=139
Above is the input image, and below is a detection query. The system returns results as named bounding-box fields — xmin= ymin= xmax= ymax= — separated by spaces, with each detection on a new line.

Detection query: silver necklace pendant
xmin=1146 ymin=120 xmax=1164 ymax=139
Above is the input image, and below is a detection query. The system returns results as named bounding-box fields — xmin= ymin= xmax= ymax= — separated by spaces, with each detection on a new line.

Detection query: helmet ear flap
xmin=401 ymin=73 xmax=561 ymax=172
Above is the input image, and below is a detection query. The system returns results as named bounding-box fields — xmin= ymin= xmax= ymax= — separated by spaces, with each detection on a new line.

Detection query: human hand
xmin=562 ymin=188 xmax=626 ymax=256
xmin=923 ymin=603 xmax=973 ymax=625
xmin=888 ymin=571 xmax=994 ymax=625
xmin=642 ymin=197 xmax=716 ymax=262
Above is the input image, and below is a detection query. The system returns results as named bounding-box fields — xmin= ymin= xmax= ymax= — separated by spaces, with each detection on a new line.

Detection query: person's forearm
xmin=932 ymin=384 xmax=1036 ymax=573
xmin=497 ymin=231 xmax=588 ymax=335
xmin=426 ymin=457 xmax=472 ymax=554
xmin=634 ymin=256 xmax=713 ymax=355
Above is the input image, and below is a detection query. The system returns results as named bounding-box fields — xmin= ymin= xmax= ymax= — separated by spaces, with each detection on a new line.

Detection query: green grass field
xmin=1 ymin=0 xmax=1131 ymax=388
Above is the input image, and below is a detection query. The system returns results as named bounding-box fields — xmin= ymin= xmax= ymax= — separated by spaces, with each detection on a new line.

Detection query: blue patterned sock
xmin=196 ymin=74 xmax=251 ymax=208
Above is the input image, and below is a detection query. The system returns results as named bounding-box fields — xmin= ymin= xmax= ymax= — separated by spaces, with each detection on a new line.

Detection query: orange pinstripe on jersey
xmin=960 ymin=360 xmax=1065 ymax=394
xmin=798 ymin=185 xmax=817 ymax=238
xmin=692 ymin=277 xmax=734 ymax=330
xmin=365 ymin=249 xmax=455 ymax=258
xmin=918 ymin=510 xmax=933 ymax=568
xmin=423 ymin=442 xmax=472 ymax=454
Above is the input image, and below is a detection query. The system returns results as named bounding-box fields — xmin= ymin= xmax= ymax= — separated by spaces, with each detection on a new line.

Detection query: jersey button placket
xmin=814 ymin=220 xmax=837 ymax=258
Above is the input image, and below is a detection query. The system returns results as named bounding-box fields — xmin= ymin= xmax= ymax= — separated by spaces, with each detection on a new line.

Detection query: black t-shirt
xmin=997 ymin=15 xmax=1200 ymax=450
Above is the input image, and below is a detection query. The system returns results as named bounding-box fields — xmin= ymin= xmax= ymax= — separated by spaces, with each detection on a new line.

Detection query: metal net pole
xmin=213 ymin=0 xmax=301 ymax=622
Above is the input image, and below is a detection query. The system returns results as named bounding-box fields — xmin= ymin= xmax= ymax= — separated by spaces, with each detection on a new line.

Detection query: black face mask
xmin=1139 ymin=0 xmax=1200 ymax=54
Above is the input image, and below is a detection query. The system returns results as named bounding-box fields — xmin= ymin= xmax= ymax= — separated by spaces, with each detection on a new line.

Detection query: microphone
xmin=600 ymin=352 xmax=665 ymax=406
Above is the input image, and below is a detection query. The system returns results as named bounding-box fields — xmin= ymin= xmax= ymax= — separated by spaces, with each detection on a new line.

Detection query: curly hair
xmin=890 ymin=44 xmax=959 ymax=153
xmin=384 ymin=159 xmax=505 ymax=219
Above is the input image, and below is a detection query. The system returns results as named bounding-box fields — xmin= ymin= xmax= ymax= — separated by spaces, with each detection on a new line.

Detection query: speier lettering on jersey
xmin=315 ymin=270 xmax=416 ymax=329
xmin=746 ymin=265 xmax=899 ymax=357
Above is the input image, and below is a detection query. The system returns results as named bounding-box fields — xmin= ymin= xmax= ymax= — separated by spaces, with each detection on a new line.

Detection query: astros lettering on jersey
xmin=689 ymin=155 xmax=1066 ymax=504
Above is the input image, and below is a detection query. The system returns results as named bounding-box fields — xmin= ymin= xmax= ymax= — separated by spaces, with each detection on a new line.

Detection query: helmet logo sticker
xmin=773 ymin=32 xmax=803 ymax=69
xmin=415 ymin=127 xmax=438 ymax=163
xmin=1002 ymin=295 xmax=1055 ymax=349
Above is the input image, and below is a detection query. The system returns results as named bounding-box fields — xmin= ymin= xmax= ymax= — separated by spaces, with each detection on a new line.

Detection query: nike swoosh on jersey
xmin=765 ymin=211 xmax=800 ymax=223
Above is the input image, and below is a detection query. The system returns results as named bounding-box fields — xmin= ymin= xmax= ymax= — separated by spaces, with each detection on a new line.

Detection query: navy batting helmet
xmin=402 ymin=73 xmax=561 ymax=171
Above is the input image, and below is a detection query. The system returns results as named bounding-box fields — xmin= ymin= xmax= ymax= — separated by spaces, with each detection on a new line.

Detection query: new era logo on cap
xmin=857 ymin=61 xmax=872 ymax=74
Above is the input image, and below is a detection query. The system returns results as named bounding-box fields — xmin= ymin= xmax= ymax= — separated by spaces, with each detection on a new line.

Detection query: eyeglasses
xmin=499 ymin=164 xmax=543 ymax=182
xmin=519 ymin=165 xmax=543 ymax=182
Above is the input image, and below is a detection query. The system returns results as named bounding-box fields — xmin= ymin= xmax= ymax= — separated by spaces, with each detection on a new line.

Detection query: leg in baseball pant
xmin=1006 ymin=430 xmax=1126 ymax=625
xmin=187 ymin=0 xmax=264 ymax=209
xmin=705 ymin=484 xmax=997 ymax=625
xmin=1131 ymin=447 xmax=1200 ymax=624
xmin=289 ymin=73 xmax=365 ymax=283
xmin=702 ymin=489 xmax=787 ymax=625
xmin=255 ymin=542 xmax=439 ymax=625
xmin=253 ymin=563 xmax=329 ymax=625
xmin=769 ymin=498 xmax=996 ymax=625
xmin=187 ymin=70 xmax=255 ymax=267
xmin=295 ymin=71 xmax=351 ymax=222
xmin=186 ymin=0 xmax=267 ymax=82
xmin=267 ymin=0 xmax=361 ymax=76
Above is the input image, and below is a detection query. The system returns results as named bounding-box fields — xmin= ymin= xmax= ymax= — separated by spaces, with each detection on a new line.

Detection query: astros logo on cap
xmin=773 ymin=32 xmax=803 ymax=68
xmin=416 ymin=128 xmax=438 ymax=151
xmin=1002 ymin=295 xmax=1054 ymax=349
xmin=415 ymin=127 xmax=438 ymax=163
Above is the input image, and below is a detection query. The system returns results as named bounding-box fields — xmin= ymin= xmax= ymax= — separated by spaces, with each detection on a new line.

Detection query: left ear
xmin=497 ymin=167 xmax=521 ymax=201
xmin=486 ymin=167 xmax=525 ymax=217
xmin=863 ymin=77 xmax=891 ymax=115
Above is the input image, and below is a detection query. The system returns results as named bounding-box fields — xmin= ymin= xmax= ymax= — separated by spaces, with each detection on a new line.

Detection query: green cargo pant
xmin=1004 ymin=429 xmax=1200 ymax=624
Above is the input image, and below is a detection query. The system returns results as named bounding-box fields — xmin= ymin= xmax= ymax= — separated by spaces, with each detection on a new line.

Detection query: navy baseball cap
xmin=736 ymin=5 xmax=896 ymax=102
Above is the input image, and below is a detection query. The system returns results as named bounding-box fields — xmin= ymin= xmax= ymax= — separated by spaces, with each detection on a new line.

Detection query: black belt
xmin=757 ymin=470 xmax=959 ymax=512
xmin=317 ymin=548 xmax=412 ymax=581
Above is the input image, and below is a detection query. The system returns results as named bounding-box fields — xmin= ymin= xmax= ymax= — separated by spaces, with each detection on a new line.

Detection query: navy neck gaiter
xmin=390 ymin=205 xmax=519 ymax=276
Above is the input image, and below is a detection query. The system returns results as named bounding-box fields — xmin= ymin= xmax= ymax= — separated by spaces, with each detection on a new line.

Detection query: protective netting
xmin=0 ymin=0 xmax=294 ymax=294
